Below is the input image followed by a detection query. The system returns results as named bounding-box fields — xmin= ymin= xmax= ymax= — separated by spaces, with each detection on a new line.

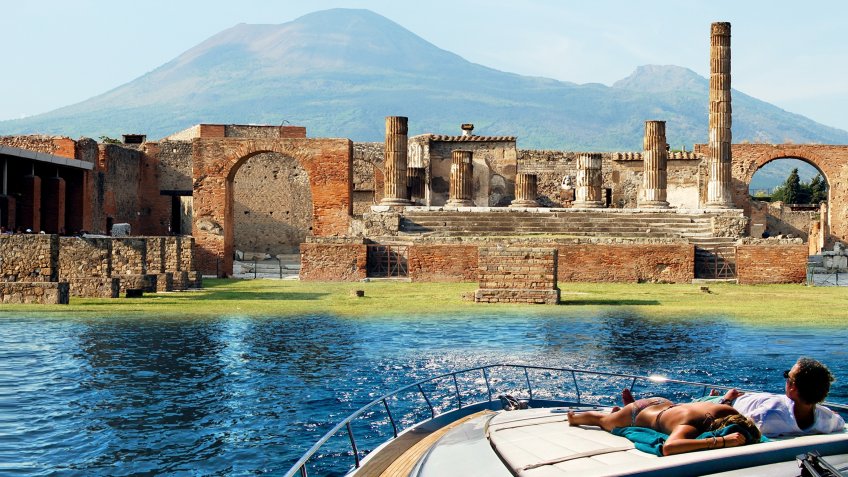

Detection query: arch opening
xmin=231 ymin=151 xmax=313 ymax=258
xmin=748 ymin=156 xmax=828 ymax=250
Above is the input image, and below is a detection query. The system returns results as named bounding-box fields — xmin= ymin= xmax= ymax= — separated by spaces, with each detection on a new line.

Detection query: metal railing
xmin=283 ymin=363 xmax=848 ymax=477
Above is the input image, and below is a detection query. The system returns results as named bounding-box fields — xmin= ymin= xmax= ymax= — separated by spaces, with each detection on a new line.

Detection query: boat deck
xmin=489 ymin=408 xmax=848 ymax=477
xmin=409 ymin=407 xmax=848 ymax=477
xmin=354 ymin=410 xmax=495 ymax=477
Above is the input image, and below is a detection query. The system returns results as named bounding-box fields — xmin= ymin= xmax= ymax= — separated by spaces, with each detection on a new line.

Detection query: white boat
xmin=285 ymin=364 xmax=848 ymax=477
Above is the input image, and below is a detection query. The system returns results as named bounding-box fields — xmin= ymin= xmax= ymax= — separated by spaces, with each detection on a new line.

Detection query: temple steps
xmin=398 ymin=210 xmax=715 ymax=240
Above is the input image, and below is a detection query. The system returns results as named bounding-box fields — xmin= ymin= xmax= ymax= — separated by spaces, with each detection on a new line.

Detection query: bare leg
xmin=568 ymin=405 xmax=633 ymax=431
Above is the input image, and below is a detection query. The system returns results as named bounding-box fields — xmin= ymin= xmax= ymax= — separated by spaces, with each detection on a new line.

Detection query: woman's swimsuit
xmin=630 ymin=397 xmax=672 ymax=426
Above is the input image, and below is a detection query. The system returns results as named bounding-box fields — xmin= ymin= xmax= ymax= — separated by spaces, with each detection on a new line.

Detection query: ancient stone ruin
xmin=1 ymin=21 xmax=846 ymax=304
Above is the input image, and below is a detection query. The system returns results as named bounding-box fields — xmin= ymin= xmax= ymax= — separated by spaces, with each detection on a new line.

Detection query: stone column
xmin=380 ymin=116 xmax=412 ymax=206
xmin=573 ymin=153 xmax=604 ymax=208
xmin=706 ymin=22 xmax=734 ymax=208
xmin=510 ymin=173 xmax=539 ymax=207
xmin=446 ymin=150 xmax=474 ymax=207
xmin=640 ymin=120 xmax=670 ymax=208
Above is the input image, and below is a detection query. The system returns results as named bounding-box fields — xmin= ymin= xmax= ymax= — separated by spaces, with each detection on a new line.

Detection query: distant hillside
xmin=2 ymin=8 xmax=848 ymax=152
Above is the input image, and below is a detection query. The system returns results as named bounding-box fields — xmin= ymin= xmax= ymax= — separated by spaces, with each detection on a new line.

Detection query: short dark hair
xmin=794 ymin=357 xmax=835 ymax=404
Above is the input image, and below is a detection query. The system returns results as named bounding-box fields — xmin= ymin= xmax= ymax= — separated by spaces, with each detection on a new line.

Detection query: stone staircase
xmin=233 ymin=254 xmax=300 ymax=279
xmin=398 ymin=209 xmax=714 ymax=240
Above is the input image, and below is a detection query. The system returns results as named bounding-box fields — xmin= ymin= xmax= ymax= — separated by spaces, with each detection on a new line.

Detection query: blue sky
xmin=3 ymin=0 xmax=847 ymax=130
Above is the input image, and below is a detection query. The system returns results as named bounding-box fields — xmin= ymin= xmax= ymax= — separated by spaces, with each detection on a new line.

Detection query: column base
xmin=509 ymin=200 xmax=539 ymax=208
xmin=704 ymin=201 xmax=735 ymax=209
xmin=445 ymin=199 xmax=475 ymax=207
xmin=379 ymin=198 xmax=412 ymax=206
xmin=639 ymin=200 xmax=670 ymax=209
xmin=572 ymin=201 xmax=605 ymax=208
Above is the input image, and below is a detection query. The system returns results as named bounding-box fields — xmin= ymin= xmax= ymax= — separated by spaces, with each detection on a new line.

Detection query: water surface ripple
xmin=0 ymin=312 xmax=845 ymax=476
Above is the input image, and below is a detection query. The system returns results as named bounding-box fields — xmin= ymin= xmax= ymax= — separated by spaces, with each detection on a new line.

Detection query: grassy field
xmin=1 ymin=279 xmax=845 ymax=326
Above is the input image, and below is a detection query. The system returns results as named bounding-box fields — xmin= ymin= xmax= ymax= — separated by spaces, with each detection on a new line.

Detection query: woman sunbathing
xmin=567 ymin=397 xmax=761 ymax=456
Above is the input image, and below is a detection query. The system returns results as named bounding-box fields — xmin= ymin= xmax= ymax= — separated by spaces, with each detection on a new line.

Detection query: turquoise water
xmin=1 ymin=312 xmax=846 ymax=476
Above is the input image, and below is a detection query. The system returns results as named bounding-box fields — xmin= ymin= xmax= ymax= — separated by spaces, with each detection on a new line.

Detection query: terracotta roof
xmin=429 ymin=135 xmax=516 ymax=142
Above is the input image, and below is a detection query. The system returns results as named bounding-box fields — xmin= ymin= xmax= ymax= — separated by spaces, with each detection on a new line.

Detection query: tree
xmin=772 ymin=168 xmax=801 ymax=204
xmin=809 ymin=174 xmax=828 ymax=204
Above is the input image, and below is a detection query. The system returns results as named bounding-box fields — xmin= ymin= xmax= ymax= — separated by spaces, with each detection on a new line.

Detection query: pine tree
xmin=809 ymin=174 xmax=828 ymax=203
xmin=779 ymin=168 xmax=801 ymax=204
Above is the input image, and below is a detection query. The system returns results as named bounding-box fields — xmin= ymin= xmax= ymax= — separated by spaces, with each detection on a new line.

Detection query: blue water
xmin=1 ymin=312 xmax=846 ymax=476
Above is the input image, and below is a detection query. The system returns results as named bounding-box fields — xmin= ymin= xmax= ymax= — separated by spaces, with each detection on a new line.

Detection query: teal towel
xmin=612 ymin=424 xmax=768 ymax=456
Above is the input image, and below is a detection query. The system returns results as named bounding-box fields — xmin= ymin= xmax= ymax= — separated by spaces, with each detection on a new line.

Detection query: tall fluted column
xmin=573 ymin=153 xmax=604 ymax=208
xmin=510 ymin=173 xmax=539 ymax=207
xmin=446 ymin=150 xmax=474 ymax=207
xmin=640 ymin=120 xmax=670 ymax=208
xmin=380 ymin=116 xmax=412 ymax=206
xmin=706 ymin=22 xmax=734 ymax=208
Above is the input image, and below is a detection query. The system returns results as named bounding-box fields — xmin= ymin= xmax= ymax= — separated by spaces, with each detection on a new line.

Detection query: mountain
xmin=2 ymin=8 xmax=848 ymax=151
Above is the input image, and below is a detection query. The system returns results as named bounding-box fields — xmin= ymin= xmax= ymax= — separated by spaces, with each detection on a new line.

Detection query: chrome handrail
xmin=284 ymin=363 xmax=848 ymax=477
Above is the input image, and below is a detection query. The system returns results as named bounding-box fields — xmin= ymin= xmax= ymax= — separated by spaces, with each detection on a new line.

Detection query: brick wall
xmin=0 ymin=234 xmax=58 ymax=282
xmin=300 ymin=243 xmax=366 ymax=281
xmin=475 ymin=247 xmax=559 ymax=304
xmin=556 ymin=243 xmax=694 ymax=283
xmin=152 ymin=140 xmax=193 ymax=191
xmin=408 ymin=245 xmax=478 ymax=282
xmin=232 ymin=151 xmax=312 ymax=255
xmin=736 ymin=244 xmax=807 ymax=284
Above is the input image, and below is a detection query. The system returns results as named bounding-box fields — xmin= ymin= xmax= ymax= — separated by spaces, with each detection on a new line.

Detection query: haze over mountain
xmin=2 ymin=8 xmax=847 ymax=153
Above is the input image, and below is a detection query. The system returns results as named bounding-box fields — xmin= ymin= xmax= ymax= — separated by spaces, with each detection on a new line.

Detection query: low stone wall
xmin=0 ymin=282 xmax=69 ymax=304
xmin=736 ymin=244 xmax=807 ymax=284
xmin=119 ymin=274 xmax=157 ymax=293
xmin=156 ymin=272 xmax=173 ymax=292
xmin=556 ymin=243 xmax=694 ymax=283
xmin=172 ymin=271 xmax=190 ymax=290
xmin=408 ymin=245 xmax=478 ymax=282
xmin=179 ymin=236 xmax=194 ymax=272
xmin=300 ymin=243 xmax=367 ymax=281
xmin=59 ymin=237 xmax=112 ymax=278
xmin=475 ymin=247 xmax=560 ymax=304
xmin=112 ymin=238 xmax=148 ymax=275
xmin=68 ymin=278 xmax=120 ymax=298
xmin=0 ymin=234 xmax=59 ymax=282
xmin=189 ymin=271 xmax=203 ymax=289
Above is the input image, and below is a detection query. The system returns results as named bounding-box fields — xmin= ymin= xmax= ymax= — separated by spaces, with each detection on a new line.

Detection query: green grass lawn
xmin=1 ymin=279 xmax=845 ymax=326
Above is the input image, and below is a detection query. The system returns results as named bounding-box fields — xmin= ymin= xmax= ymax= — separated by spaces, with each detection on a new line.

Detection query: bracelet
xmin=719 ymin=398 xmax=731 ymax=405
xmin=711 ymin=436 xmax=717 ymax=449
xmin=721 ymin=436 xmax=726 ymax=448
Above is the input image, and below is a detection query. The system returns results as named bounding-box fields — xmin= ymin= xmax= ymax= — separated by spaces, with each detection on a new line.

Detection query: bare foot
xmin=622 ymin=388 xmax=635 ymax=405
xmin=567 ymin=410 xmax=579 ymax=426
xmin=709 ymin=389 xmax=721 ymax=396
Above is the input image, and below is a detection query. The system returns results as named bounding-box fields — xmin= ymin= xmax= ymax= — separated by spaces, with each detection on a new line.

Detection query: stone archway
xmin=192 ymin=138 xmax=352 ymax=276
xmin=232 ymin=152 xmax=313 ymax=256
xmin=732 ymin=144 xmax=848 ymax=245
